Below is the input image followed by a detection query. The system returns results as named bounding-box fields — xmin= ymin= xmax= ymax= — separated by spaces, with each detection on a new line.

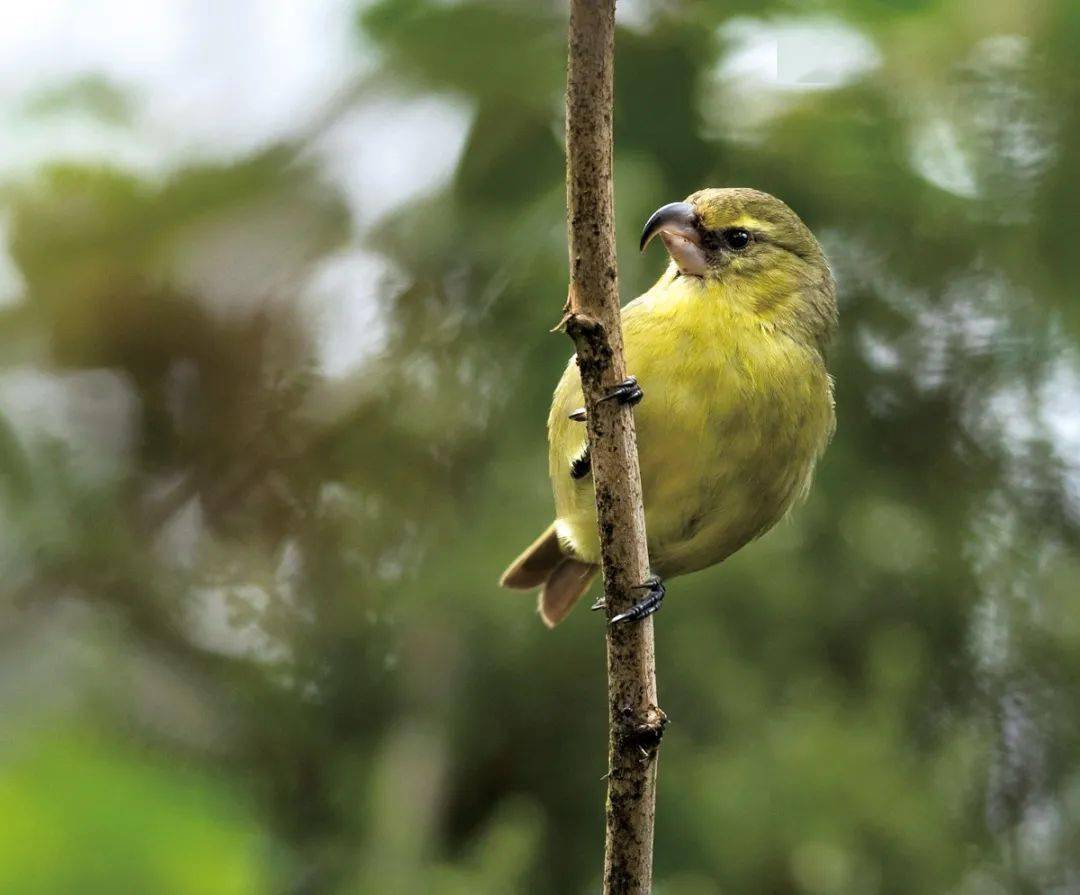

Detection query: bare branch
xmin=563 ymin=2 xmax=665 ymax=891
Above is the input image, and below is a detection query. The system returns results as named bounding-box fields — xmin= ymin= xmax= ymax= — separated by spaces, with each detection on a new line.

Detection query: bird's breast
xmin=623 ymin=306 xmax=833 ymax=577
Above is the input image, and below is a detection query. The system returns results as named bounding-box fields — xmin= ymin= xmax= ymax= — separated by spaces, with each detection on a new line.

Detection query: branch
xmin=563 ymin=2 xmax=666 ymax=892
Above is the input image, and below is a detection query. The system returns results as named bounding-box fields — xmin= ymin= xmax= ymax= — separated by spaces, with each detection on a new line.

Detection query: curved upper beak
xmin=638 ymin=201 xmax=707 ymax=276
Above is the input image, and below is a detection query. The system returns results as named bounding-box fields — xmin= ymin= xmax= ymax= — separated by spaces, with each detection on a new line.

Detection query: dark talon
xmin=597 ymin=376 xmax=644 ymax=408
xmin=609 ymin=575 xmax=665 ymax=625
xmin=569 ymin=378 xmax=642 ymax=423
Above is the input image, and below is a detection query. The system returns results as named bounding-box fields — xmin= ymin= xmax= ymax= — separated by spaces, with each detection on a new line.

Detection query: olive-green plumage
xmin=502 ymin=188 xmax=837 ymax=626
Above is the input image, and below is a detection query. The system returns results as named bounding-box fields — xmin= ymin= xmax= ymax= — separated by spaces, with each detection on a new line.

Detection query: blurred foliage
xmin=1 ymin=1 xmax=1080 ymax=893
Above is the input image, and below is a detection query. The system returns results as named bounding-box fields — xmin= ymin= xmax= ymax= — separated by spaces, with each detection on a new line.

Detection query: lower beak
xmin=639 ymin=201 xmax=707 ymax=277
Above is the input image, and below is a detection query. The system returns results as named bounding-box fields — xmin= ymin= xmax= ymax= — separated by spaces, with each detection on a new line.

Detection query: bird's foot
xmin=590 ymin=595 xmax=606 ymax=612
xmin=599 ymin=376 xmax=644 ymax=407
xmin=609 ymin=575 xmax=665 ymax=625
xmin=567 ymin=376 xmax=643 ymax=422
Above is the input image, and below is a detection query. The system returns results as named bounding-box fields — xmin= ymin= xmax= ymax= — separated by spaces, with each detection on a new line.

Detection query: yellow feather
xmin=548 ymin=268 xmax=834 ymax=578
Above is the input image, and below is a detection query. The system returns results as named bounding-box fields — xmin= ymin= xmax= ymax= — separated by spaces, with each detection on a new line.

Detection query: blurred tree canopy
xmin=1 ymin=1 xmax=1080 ymax=893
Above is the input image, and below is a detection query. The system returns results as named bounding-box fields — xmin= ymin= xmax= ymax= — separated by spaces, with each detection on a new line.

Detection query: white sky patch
xmin=614 ymin=0 xmax=653 ymax=33
xmin=0 ymin=367 xmax=138 ymax=481
xmin=1040 ymin=354 xmax=1080 ymax=510
xmin=961 ymin=343 xmax=1080 ymax=516
xmin=304 ymin=248 xmax=405 ymax=379
xmin=187 ymin=585 xmax=291 ymax=665
xmin=154 ymin=496 xmax=204 ymax=573
xmin=718 ymin=16 xmax=881 ymax=90
xmin=983 ymin=382 xmax=1039 ymax=447
xmin=0 ymin=214 xmax=26 ymax=309
xmin=0 ymin=110 xmax=171 ymax=180
xmin=312 ymin=94 xmax=473 ymax=228
xmin=705 ymin=16 xmax=881 ymax=138
xmin=0 ymin=0 xmax=366 ymax=174
xmin=909 ymin=116 xmax=980 ymax=199
xmin=857 ymin=327 xmax=903 ymax=372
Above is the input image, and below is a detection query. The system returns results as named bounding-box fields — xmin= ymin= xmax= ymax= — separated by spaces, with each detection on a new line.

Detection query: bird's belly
xmin=633 ymin=369 xmax=827 ymax=578
xmin=550 ymin=311 xmax=833 ymax=577
xmin=554 ymin=385 xmax=827 ymax=573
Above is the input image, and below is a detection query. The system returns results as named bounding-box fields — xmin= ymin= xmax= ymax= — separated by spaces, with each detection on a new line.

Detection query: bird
xmin=500 ymin=188 xmax=837 ymax=627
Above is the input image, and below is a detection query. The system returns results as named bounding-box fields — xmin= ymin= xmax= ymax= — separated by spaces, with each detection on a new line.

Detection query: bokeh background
xmin=2 ymin=1 xmax=1079 ymax=893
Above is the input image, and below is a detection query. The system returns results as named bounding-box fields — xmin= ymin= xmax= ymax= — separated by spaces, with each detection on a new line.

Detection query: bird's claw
xmin=598 ymin=376 xmax=644 ymax=408
xmin=569 ymin=376 xmax=643 ymax=422
xmin=609 ymin=575 xmax=665 ymax=625
xmin=590 ymin=595 xmax=606 ymax=612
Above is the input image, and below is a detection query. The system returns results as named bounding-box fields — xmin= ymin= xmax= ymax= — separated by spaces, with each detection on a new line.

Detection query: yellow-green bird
xmin=501 ymin=188 xmax=837 ymax=626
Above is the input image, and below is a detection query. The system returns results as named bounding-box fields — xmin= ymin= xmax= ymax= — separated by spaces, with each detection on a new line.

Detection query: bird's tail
xmin=500 ymin=523 xmax=599 ymax=627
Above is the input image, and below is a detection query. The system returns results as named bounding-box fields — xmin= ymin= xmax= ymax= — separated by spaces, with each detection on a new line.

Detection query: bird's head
xmin=640 ymin=187 xmax=837 ymax=348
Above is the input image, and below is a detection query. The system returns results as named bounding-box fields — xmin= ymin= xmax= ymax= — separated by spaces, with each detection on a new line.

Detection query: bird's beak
xmin=639 ymin=201 xmax=707 ymax=276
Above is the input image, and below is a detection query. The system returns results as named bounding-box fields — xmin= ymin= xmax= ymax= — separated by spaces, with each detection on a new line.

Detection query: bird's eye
xmin=723 ymin=228 xmax=751 ymax=250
